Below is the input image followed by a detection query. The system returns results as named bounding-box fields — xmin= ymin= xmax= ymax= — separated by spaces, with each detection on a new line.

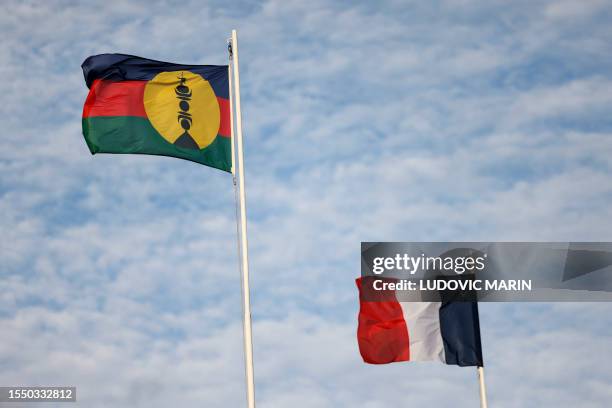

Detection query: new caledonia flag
xmin=81 ymin=54 xmax=231 ymax=172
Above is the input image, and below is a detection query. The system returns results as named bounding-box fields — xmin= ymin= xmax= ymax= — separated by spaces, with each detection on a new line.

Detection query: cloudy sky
xmin=2 ymin=0 xmax=612 ymax=407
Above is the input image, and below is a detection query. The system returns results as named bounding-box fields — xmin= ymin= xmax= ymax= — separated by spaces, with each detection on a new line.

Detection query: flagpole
xmin=228 ymin=58 xmax=235 ymax=176
xmin=477 ymin=366 xmax=488 ymax=408
xmin=230 ymin=29 xmax=256 ymax=408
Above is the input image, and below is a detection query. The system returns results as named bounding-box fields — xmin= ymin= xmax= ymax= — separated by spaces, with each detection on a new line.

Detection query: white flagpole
xmin=228 ymin=60 xmax=235 ymax=176
xmin=477 ymin=366 xmax=488 ymax=408
xmin=230 ymin=29 xmax=256 ymax=408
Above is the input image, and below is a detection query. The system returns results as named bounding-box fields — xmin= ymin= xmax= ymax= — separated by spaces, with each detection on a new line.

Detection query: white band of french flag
xmin=356 ymin=277 xmax=483 ymax=367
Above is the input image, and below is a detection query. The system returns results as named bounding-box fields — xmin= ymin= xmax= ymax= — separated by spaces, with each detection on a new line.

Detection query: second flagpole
xmin=477 ymin=366 xmax=488 ymax=408
xmin=229 ymin=29 xmax=256 ymax=408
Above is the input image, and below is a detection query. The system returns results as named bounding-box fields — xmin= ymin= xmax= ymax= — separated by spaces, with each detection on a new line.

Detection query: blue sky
xmin=1 ymin=0 xmax=612 ymax=407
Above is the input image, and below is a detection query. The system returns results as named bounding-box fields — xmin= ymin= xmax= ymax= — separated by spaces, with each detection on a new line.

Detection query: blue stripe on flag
xmin=439 ymin=302 xmax=484 ymax=367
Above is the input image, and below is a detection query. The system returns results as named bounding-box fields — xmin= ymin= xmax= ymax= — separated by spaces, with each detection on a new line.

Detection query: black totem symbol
xmin=174 ymin=73 xmax=199 ymax=150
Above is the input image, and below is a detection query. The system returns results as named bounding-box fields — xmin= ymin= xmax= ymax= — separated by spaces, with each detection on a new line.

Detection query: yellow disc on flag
xmin=143 ymin=71 xmax=220 ymax=150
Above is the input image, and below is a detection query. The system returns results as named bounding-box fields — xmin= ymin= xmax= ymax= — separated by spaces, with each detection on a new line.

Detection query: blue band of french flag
xmin=356 ymin=277 xmax=483 ymax=367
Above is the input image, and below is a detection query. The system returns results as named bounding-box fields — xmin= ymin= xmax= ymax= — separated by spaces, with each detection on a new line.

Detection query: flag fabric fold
xmin=81 ymin=54 xmax=231 ymax=171
xmin=356 ymin=277 xmax=483 ymax=367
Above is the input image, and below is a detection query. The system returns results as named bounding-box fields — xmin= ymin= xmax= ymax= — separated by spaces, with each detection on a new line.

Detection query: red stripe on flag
xmin=84 ymin=80 xmax=231 ymax=138
xmin=356 ymin=277 xmax=410 ymax=364
xmin=217 ymin=97 xmax=231 ymax=137
xmin=83 ymin=80 xmax=147 ymax=118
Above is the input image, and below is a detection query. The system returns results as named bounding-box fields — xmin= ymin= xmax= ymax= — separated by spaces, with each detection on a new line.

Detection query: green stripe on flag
xmin=82 ymin=116 xmax=231 ymax=172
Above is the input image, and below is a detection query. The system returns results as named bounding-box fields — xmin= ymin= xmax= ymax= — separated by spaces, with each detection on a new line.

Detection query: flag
xmin=81 ymin=54 xmax=231 ymax=172
xmin=356 ymin=277 xmax=483 ymax=366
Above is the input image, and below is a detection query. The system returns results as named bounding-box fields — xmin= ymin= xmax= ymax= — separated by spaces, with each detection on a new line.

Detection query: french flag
xmin=356 ymin=277 xmax=483 ymax=366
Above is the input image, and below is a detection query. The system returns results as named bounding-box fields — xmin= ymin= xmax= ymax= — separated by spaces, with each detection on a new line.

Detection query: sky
xmin=1 ymin=0 xmax=612 ymax=407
